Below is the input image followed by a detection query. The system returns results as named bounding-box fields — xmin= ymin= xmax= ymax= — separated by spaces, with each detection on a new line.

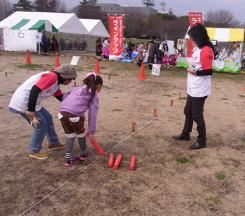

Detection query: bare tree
xmin=58 ymin=1 xmax=66 ymax=12
xmin=49 ymin=0 xmax=66 ymax=12
xmin=205 ymin=9 xmax=241 ymax=28
xmin=125 ymin=16 xmax=146 ymax=38
xmin=146 ymin=14 xmax=162 ymax=38
xmin=71 ymin=1 xmax=103 ymax=19
xmin=0 ymin=0 xmax=12 ymax=21
xmin=33 ymin=0 xmax=48 ymax=11
xmin=161 ymin=18 xmax=189 ymax=46
xmin=33 ymin=0 xmax=66 ymax=12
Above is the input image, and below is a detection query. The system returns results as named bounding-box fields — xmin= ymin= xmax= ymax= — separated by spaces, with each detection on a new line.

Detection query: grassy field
xmin=1 ymin=51 xmax=245 ymax=215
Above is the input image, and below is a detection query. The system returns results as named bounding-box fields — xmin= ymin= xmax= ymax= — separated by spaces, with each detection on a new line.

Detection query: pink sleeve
xmin=35 ymin=72 xmax=58 ymax=91
xmin=200 ymin=46 xmax=213 ymax=70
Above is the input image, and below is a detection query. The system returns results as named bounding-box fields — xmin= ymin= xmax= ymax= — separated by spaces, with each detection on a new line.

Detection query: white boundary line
xmin=18 ymin=97 xmax=184 ymax=216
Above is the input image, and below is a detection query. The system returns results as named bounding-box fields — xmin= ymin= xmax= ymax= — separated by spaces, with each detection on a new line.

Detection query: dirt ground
xmin=1 ymin=51 xmax=245 ymax=216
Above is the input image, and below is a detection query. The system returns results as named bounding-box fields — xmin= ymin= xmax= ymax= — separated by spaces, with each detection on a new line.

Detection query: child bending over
xmin=59 ymin=73 xmax=103 ymax=166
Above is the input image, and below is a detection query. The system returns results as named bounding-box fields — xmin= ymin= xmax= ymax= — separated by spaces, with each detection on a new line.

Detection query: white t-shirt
xmin=9 ymin=72 xmax=60 ymax=112
xmin=187 ymin=46 xmax=213 ymax=97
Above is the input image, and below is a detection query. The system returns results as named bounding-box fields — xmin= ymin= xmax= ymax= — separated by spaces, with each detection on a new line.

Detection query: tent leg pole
xmin=38 ymin=42 xmax=40 ymax=55
xmin=87 ymin=35 xmax=90 ymax=51
xmin=58 ymin=32 xmax=60 ymax=53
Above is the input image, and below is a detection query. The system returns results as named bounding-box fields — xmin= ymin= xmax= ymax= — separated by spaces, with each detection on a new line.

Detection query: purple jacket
xmin=59 ymin=85 xmax=99 ymax=134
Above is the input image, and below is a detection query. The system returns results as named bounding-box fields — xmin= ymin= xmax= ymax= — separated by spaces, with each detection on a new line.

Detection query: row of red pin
xmin=86 ymin=133 xmax=136 ymax=170
xmin=108 ymin=153 xmax=136 ymax=170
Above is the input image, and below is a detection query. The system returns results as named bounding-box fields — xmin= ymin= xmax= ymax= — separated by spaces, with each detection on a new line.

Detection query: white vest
xmin=187 ymin=47 xmax=212 ymax=97
xmin=9 ymin=72 xmax=59 ymax=112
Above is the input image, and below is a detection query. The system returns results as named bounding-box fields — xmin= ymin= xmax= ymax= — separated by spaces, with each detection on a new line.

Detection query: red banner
xmin=187 ymin=12 xmax=203 ymax=57
xmin=108 ymin=15 xmax=124 ymax=59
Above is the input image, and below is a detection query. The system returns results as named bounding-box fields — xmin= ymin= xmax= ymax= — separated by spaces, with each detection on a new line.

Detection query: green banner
xmin=177 ymin=57 xmax=241 ymax=73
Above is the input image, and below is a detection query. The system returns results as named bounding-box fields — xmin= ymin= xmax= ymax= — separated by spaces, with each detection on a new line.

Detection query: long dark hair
xmin=83 ymin=74 xmax=103 ymax=102
xmin=188 ymin=23 xmax=214 ymax=55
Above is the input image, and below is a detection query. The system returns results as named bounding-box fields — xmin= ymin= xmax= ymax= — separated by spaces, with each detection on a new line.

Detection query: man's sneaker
xmin=29 ymin=149 xmax=48 ymax=160
xmin=47 ymin=142 xmax=65 ymax=151
xmin=80 ymin=150 xmax=91 ymax=160
xmin=64 ymin=156 xmax=80 ymax=167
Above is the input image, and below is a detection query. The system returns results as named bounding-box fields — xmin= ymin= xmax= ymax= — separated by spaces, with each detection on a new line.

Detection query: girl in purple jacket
xmin=59 ymin=73 xmax=103 ymax=166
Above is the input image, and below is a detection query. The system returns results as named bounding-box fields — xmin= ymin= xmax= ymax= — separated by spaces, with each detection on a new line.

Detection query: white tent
xmin=79 ymin=19 xmax=109 ymax=37
xmin=79 ymin=19 xmax=109 ymax=51
xmin=0 ymin=12 xmax=89 ymax=51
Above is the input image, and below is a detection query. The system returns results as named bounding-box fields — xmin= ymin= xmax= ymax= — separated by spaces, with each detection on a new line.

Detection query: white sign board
xmin=151 ymin=64 xmax=161 ymax=76
xmin=36 ymin=32 xmax=42 ymax=43
xmin=166 ymin=40 xmax=174 ymax=54
xmin=214 ymin=60 xmax=225 ymax=69
xmin=70 ymin=56 xmax=81 ymax=65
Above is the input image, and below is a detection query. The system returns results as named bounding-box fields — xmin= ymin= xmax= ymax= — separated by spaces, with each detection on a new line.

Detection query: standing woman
xmin=148 ymin=40 xmax=156 ymax=69
xmin=136 ymin=42 xmax=145 ymax=66
xmin=173 ymin=23 xmax=214 ymax=149
xmin=102 ymin=37 xmax=109 ymax=60
xmin=95 ymin=38 xmax=103 ymax=61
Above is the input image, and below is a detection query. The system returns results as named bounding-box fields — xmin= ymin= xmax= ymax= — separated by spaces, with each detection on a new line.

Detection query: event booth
xmin=0 ymin=11 xmax=89 ymax=52
xmin=177 ymin=27 xmax=244 ymax=73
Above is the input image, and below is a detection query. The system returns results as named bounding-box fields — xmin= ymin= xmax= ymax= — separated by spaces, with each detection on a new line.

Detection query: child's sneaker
xmin=80 ymin=150 xmax=91 ymax=160
xmin=47 ymin=142 xmax=65 ymax=151
xmin=29 ymin=149 xmax=48 ymax=160
xmin=64 ymin=156 xmax=80 ymax=167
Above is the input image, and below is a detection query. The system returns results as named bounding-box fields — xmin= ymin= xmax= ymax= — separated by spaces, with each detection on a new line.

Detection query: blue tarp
xmin=116 ymin=51 xmax=139 ymax=62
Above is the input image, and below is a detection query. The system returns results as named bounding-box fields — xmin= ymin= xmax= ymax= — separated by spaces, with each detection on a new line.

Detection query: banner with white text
xmin=108 ymin=15 xmax=124 ymax=60
xmin=187 ymin=12 xmax=203 ymax=57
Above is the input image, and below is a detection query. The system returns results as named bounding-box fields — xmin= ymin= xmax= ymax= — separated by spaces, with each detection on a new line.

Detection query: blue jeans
xmin=9 ymin=107 xmax=60 ymax=153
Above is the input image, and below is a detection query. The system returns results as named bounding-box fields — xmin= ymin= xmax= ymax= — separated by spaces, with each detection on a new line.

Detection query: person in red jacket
xmin=173 ymin=23 xmax=214 ymax=149
xmin=9 ymin=64 xmax=77 ymax=159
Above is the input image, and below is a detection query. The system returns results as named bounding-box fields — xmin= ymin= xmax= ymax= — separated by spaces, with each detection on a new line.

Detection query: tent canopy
xmin=0 ymin=11 xmax=88 ymax=34
xmin=28 ymin=20 xmax=58 ymax=32
xmin=11 ymin=19 xmax=58 ymax=32
xmin=80 ymin=19 xmax=109 ymax=37
xmin=185 ymin=27 xmax=244 ymax=42
xmin=11 ymin=19 xmax=30 ymax=29
xmin=206 ymin=28 xmax=244 ymax=42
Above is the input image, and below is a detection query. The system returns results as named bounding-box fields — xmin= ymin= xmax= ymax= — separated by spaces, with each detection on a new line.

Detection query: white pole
xmin=240 ymin=42 xmax=243 ymax=62
xmin=38 ymin=42 xmax=40 ymax=55
xmin=58 ymin=32 xmax=61 ymax=53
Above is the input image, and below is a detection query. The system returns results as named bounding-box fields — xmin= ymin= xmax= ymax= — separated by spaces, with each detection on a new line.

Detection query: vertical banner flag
xmin=108 ymin=15 xmax=124 ymax=60
xmin=187 ymin=12 xmax=203 ymax=57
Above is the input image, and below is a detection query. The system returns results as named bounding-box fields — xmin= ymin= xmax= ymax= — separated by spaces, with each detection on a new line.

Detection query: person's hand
xmin=89 ymin=134 xmax=95 ymax=142
xmin=26 ymin=111 xmax=35 ymax=120
xmin=187 ymin=67 xmax=196 ymax=74
xmin=31 ymin=116 xmax=41 ymax=127
xmin=187 ymin=66 xmax=193 ymax=73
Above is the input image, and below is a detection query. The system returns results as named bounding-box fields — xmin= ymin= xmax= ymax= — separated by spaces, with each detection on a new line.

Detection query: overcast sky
xmin=9 ymin=0 xmax=245 ymax=23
